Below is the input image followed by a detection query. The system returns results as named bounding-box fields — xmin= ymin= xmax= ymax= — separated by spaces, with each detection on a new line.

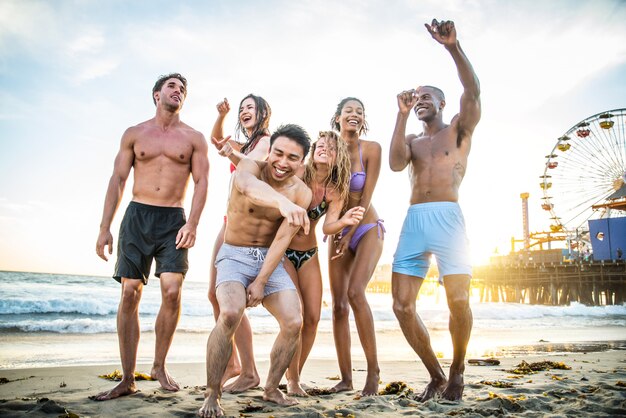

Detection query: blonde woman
xmin=284 ymin=131 xmax=364 ymax=395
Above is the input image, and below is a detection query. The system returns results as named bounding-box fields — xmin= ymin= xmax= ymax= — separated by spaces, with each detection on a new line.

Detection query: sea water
xmin=1 ymin=271 xmax=625 ymax=368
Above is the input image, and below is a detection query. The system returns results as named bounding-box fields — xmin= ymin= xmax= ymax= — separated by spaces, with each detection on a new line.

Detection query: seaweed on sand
xmin=379 ymin=381 xmax=414 ymax=396
xmin=477 ymin=380 xmax=514 ymax=388
xmin=98 ymin=370 xmax=154 ymax=381
xmin=507 ymin=360 xmax=571 ymax=375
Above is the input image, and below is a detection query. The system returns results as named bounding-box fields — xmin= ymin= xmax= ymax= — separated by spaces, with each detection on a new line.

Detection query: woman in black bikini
xmin=283 ymin=131 xmax=364 ymax=396
xmin=208 ymin=94 xmax=271 ymax=392
xmin=328 ymin=97 xmax=384 ymax=396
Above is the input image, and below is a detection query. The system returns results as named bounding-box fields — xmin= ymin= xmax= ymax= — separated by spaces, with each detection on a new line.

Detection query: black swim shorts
xmin=113 ymin=201 xmax=188 ymax=284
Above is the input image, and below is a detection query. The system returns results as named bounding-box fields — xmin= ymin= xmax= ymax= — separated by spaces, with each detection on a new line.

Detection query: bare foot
xmin=198 ymin=394 xmax=224 ymax=417
xmin=151 ymin=366 xmax=180 ymax=392
xmin=223 ymin=373 xmax=260 ymax=393
xmin=329 ymin=380 xmax=353 ymax=393
xmin=220 ymin=361 xmax=241 ymax=386
xmin=263 ymin=387 xmax=298 ymax=406
xmin=441 ymin=373 xmax=464 ymax=401
xmin=92 ymin=380 xmax=137 ymax=401
xmin=287 ymin=380 xmax=308 ymax=397
xmin=416 ymin=377 xmax=446 ymax=402
xmin=361 ymin=371 xmax=379 ymax=396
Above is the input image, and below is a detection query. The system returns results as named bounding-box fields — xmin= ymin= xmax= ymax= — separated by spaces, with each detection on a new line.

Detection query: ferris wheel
xmin=540 ymin=108 xmax=626 ymax=233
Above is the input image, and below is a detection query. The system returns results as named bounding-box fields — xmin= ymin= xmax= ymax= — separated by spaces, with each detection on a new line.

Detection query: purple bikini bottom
xmin=341 ymin=219 xmax=385 ymax=252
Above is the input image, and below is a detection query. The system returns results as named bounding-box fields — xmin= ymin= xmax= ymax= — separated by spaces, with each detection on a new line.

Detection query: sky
xmin=1 ymin=0 xmax=625 ymax=282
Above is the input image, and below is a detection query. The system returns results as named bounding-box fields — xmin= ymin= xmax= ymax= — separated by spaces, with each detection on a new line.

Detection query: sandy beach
xmin=2 ymin=272 xmax=626 ymax=416
xmin=1 ymin=347 xmax=625 ymax=417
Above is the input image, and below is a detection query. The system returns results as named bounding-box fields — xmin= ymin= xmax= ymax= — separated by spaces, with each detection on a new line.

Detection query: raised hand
xmin=425 ymin=19 xmax=457 ymax=47
xmin=216 ymin=98 xmax=230 ymax=116
xmin=210 ymin=136 xmax=233 ymax=157
xmin=397 ymin=90 xmax=418 ymax=115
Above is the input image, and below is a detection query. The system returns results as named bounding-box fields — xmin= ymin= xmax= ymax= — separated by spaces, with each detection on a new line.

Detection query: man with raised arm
xmin=389 ymin=19 xmax=481 ymax=401
xmin=199 ymin=124 xmax=312 ymax=417
xmin=94 ymin=73 xmax=209 ymax=401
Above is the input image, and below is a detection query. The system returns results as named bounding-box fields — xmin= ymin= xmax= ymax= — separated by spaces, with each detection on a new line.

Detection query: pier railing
xmin=472 ymin=260 xmax=626 ymax=306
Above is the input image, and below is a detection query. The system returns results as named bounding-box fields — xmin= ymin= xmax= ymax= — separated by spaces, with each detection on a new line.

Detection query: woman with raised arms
xmin=208 ymin=94 xmax=271 ymax=392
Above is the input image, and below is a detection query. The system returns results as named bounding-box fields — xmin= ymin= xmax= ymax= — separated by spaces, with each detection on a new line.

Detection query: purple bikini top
xmin=349 ymin=140 xmax=366 ymax=192
xmin=349 ymin=172 xmax=366 ymax=192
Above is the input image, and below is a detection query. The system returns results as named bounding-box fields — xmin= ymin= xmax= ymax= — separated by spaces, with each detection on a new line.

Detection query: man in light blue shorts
xmin=200 ymin=124 xmax=313 ymax=418
xmin=393 ymin=202 xmax=471 ymax=282
xmin=389 ymin=19 xmax=481 ymax=402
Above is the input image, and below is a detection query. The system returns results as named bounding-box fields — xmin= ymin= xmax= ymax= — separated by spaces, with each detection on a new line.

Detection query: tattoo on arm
xmin=453 ymin=162 xmax=466 ymax=184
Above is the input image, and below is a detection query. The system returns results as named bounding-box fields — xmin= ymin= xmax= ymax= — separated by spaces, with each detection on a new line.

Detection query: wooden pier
xmin=473 ymin=260 xmax=626 ymax=306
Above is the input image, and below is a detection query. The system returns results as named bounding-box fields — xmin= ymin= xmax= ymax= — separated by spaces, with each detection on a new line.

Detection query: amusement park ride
xmin=515 ymin=108 xmax=626 ymax=262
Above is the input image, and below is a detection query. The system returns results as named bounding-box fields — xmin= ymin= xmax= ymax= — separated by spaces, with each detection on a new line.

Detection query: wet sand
xmin=1 ymin=348 xmax=625 ymax=417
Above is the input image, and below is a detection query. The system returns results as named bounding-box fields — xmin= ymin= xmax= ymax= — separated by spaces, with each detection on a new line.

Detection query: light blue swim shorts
xmin=215 ymin=243 xmax=295 ymax=297
xmin=392 ymin=202 xmax=472 ymax=280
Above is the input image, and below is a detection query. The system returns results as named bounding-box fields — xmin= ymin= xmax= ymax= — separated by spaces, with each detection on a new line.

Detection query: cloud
xmin=472 ymin=1 xmax=626 ymax=115
xmin=67 ymin=32 xmax=106 ymax=56
xmin=0 ymin=0 xmax=57 ymax=52
xmin=73 ymin=56 xmax=120 ymax=82
xmin=0 ymin=2 xmax=119 ymax=82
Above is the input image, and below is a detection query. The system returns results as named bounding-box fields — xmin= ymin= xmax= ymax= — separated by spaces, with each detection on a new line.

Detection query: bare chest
xmin=134 ymin=133 xmax=193 ymax=165
xmin=411 ymin=135 xmax=460 ymax=169
xmin=233 ymin=182 xmax=297 ymax=223
xmin=240 ymin=199 xmax=283 ymax=223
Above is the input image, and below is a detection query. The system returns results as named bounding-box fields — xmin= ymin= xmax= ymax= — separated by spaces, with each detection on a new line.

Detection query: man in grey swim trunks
xmin=94 ymin=73 xmax=209 ymax=401
xmin=199 ymin=124 xmax=313 ymax=418
xmin=389 ymin=19 xmax=481 ymax=401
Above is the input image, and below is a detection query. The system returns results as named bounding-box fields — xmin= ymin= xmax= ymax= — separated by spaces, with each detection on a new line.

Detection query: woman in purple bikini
xmin=328 ymin=97 xmax=384 ymax=396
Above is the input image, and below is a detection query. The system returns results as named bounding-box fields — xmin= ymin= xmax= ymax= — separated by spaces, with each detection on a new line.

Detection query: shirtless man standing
xmin=389 ymin=19 xmax=481 ymax=401
xmin=94 ymin=73 xmax=209 ymax=400
xmin=199 ymin=124 xmax=312 ymax=417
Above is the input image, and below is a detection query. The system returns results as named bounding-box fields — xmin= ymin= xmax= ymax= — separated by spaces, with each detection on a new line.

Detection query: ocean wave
xmin=0 ymin=317 xmax=117 ymax=334
xmin=2 ymin=272 xmax=626 ymax=335
xmin=0 ymin=298 xmax=117 ymax=315
xmin=471 ymin=302 xmax=626 ymax=320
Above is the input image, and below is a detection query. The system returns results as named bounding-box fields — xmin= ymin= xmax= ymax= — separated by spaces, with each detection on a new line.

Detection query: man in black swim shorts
xmin=94 ymin=73 xmax=209 ymax=401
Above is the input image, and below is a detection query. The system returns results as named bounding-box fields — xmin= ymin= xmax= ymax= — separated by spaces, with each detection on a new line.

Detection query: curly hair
xmin=303 ymin=131 xmax=351 ymax=211
xmin=235 ymin=94 xmax=272 ymax=155
xmin=330 ymin=97 xmax=369 ymax=136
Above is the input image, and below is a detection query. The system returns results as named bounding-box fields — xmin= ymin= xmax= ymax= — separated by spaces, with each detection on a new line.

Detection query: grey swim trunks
xmin=215 ymin=243 xmax=295 ymax=297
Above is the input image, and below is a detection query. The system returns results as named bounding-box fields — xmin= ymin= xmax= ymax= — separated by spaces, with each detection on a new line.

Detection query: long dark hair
xmin=236 ymin=94 xmax=272 ymax=155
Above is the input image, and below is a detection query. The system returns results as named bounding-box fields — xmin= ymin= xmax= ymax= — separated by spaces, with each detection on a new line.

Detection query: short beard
xmin=162 ymin=101 xmax=182 ymax=113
